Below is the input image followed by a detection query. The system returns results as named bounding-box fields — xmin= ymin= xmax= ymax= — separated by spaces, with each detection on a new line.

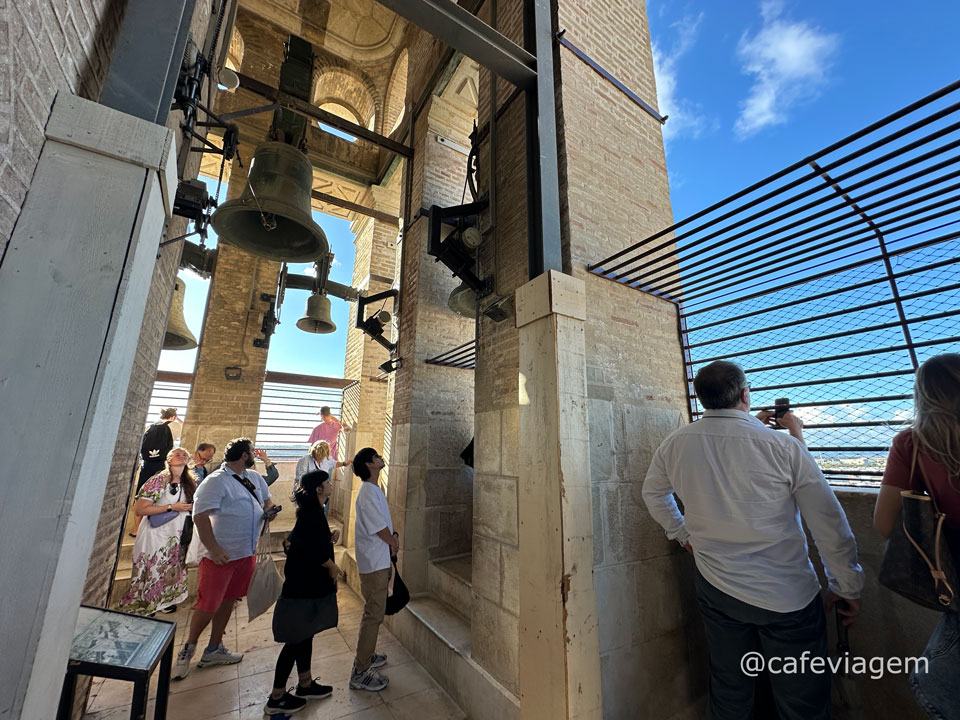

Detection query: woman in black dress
xmin=264 ymin=469 xmax=344 ymax=715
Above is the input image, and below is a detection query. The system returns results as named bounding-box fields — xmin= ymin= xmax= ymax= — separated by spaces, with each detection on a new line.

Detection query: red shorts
xmin=195 ymin=555 xmax=256 ymax=613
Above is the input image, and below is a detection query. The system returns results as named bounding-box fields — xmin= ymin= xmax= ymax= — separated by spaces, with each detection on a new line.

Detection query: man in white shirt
xmin=172 ymin=437 xmax=275 ymax=680
xmin=642 ymin=360 xmax=864 ymax=720
xmin=349 ymin=447 xmax=397 ymax=692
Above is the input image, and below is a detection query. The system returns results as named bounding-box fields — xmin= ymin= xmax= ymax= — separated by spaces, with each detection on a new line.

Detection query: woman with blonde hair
xmin=119 ymin=447 xmax=196 ymax=616
xmin=874 ymin=353 xmax=960 ymax=719
xmin=295 ymin=440 xmax=350 ymax=515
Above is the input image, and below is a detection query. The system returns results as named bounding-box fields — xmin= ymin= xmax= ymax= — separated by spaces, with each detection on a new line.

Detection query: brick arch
xmin=384 ymin=49 xmax=408 ymax=135
xmin=311 ymin=61 xmax=382 ymax=133
xmin=225 ymin=26 xmax=244 ymax=72
xmin=317 ymin=99 xmax=365 ymax=127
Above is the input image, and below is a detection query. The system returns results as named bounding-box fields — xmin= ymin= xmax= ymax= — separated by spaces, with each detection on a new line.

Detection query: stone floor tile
xmin=236 ymin=644 xmax=283 ymax=679
xmin=330 ymin=705 xmax=395 ymax=720
xmin=370 ymin=640 xmax=415 ymax=668
xmin=313 ymin=628 xmax=352 ymax=658
xmin=170 ymin=661 xmax=239 ymax=694
xmin=237 ymin=626 xmax=280 ymax=653
xmin=165 ymin=677 xmax=240 ymax=720
xmin=386 ymin=688 xmax=465 ymax=720
xmin=294 ymin=689 xmax=385 ymax=720
xmin=236 ymin=610 xmax=275 ymax=635
xmin=237 ymin=669 xmax=275 ymax=710
xmin=375 ymin=660 xmax=436 ymax=703
xmin=338 ymin=610 xmax=363 ymax=630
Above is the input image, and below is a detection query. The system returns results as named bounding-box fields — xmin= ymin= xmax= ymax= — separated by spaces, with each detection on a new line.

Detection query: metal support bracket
xmin=427 ymin=199 xmax=493 ymax=297
xmin=253 ymin=293 xmax=278 ymax=348
xmin=356 ymin=289 xmax=399 ymax=355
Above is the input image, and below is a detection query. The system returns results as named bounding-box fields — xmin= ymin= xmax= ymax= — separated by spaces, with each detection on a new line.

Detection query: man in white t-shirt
xmin=349 ymin=447 xmax=397 ymax=692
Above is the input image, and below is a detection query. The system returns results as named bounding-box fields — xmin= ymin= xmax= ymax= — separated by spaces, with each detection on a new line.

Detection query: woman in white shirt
xmin=295 ymin=440 xmax=350 ymax=515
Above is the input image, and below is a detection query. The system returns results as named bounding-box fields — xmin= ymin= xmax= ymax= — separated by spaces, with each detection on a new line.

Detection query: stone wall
xmin=388 ymin=57 xmax=477 ymax=592
xmin=0 ymin=0 xmax=124 ymax=256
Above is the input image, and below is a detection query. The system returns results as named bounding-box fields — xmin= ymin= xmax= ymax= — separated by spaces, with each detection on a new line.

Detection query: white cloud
xmin=735 ymin=1 xmax=839 ymax=138
xmin=652 ymin=12 xmax=709 ymax=143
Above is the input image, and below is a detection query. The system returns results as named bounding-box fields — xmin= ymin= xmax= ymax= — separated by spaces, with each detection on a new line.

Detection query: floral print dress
xmin=118 ymin=473 xmax=189 ymax=615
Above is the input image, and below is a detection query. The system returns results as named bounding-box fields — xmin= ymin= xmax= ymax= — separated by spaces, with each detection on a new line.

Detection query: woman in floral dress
xmin=119 ymin=448 xmax=196 ymax=616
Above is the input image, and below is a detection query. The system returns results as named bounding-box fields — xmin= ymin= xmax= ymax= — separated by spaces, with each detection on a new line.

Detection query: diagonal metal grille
xmin=589 ymin=80 xmax=960 ymax=485
xmin=425 ymin=339 xmax=477 ymax=369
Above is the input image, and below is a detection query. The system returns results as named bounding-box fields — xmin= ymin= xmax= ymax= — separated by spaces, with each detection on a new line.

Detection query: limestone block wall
xmin=556 ymin=0 xmax=706 ymax=716
xmin=0 ymin=0 xmax=124 ymax=256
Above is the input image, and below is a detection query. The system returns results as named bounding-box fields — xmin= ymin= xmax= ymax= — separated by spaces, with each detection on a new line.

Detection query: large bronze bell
xmin=163 ymin=277 xmax=198 ymax=350
xmin=211 ymin=141 xmax=329 ymax=262
xmin=448 ymin=281 xmax=477 ymax=319
xmin=296 ymin=293 xmax=336 ymax=334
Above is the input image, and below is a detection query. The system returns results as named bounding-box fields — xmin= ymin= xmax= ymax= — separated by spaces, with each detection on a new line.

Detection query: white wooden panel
xmin=0 ymin=120 xmax=166 ymax=718
xmin=44 ymin=92 xmax=172 ymax=171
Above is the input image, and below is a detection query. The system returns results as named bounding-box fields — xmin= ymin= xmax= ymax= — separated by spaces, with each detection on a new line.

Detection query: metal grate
xmin=590 ymin=80 xmax=960 ymax=484
xmin=425 ymin=339 xmax=477 ymax=369
xmin=146 ymin=374 xmax=347 ymax=459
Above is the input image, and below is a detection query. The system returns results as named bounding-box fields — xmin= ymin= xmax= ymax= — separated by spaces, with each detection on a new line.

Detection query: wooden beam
xmin=236 ymin=72 xmax=414 ymax=158
xmin=311 ymin=189 xmax=399 ymax=225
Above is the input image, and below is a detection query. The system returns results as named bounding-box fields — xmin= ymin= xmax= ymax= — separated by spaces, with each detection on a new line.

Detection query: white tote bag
xmin=246 ymin=528 xmax=282 ymax=620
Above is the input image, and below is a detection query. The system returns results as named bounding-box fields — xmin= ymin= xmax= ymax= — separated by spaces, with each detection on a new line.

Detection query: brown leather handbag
xmin=879 ymin=438 xmax=960 ymax=612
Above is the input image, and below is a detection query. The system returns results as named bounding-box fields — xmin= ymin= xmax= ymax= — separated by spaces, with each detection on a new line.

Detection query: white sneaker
xmin=172 ymin=643 xmax=196 ymax=680
xmin=197 ymin=643 xmax=243 ymax=667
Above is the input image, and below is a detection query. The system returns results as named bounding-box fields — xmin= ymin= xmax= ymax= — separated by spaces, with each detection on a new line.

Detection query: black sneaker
xmin=264 ymin=692 xmax=307 ymax=715
xmin=294 ymin=680 xmax=333 ymax=700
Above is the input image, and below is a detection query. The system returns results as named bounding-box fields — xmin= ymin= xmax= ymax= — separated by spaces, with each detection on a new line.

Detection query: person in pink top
xmin=308 ymin=406 xmax=348 ymax=460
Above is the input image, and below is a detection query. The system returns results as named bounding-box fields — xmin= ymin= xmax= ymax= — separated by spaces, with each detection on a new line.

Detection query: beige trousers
xmin=355 ymin=567 xmax=391 ymax=671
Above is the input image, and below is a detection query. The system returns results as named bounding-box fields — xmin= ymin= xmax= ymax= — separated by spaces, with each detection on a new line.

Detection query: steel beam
xmin=375 ymin=0 xmax=537 ymax=88
xmin=524 ymin=0 xmax=563 ymax=277
xmin=98 ymin=0 xmax=196 ymax=124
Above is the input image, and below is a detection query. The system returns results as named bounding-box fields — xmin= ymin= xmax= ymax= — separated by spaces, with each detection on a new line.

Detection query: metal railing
xmin=590 ymin=80 xmax=960 ymax=485
xmin=425 ymin=339 xmax=477 ymax=369
xmin=147 ymin=371 xmax=351 ymax=459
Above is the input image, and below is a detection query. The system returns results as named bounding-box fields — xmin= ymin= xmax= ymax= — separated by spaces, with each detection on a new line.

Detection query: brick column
xmin=338 ymin=183 xmax=401 ymax=547
xmin=180 ymin=160 xmax=282 ymax=456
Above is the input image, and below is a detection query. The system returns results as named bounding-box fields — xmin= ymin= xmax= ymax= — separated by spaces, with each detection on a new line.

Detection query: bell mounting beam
xmin=235 ymin=72 xmax=414 ymax=158
xmin=374 ymin=0 xmax=536 ymax=88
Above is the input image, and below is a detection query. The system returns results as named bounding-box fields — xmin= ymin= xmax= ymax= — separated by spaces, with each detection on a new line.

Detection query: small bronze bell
xmin=296 ymin=293 xmax=336 ymax=334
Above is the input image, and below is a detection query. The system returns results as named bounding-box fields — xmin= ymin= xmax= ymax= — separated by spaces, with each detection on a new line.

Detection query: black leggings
xmin=273 ymin=636 xmax=313 ymax=689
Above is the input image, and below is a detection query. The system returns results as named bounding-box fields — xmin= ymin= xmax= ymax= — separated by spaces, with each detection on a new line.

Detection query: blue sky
xmin=159 ymin=175 xmax=357 ymax=378
xmin=649 ymin=0 xmax=960 ymax=219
